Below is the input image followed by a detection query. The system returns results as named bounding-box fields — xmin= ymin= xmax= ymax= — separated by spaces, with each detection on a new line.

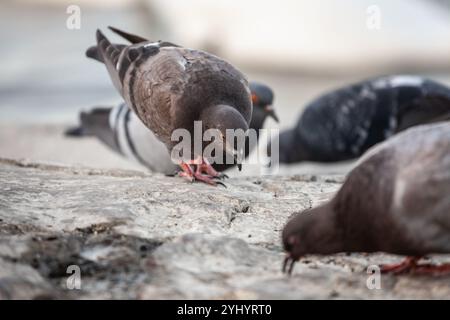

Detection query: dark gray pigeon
xmin=282 ymin=121 xmax=450 ymax=275
xmin=276 ymin=75 xmax=450 ymax=164
xmin=65 ymin=83 xmax=278 ymax=174
xmin=88 ymin=27 xmax=253 ymax=185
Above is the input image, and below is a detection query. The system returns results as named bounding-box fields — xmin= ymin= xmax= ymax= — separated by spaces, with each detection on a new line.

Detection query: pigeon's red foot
xmin=381 ymin=257 xmax=450 ymax=275
xmin=178 ymin=157 xmax=227 ymax=187
xmin=380 ymin=257 xmax=419 ymax=274
xmin=413 ymin=263 xmax=450 ymax=275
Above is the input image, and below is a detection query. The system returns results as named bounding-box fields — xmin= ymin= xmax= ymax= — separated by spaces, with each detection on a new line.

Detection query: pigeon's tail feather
xmin=86 ymin=44 xmax=127 ymax=63
xmin=64 ymin=125 xmax=87 ymax=137
xmin=65 ymin=107 xmax=119 ymax=151
xmin=86 ymin=45 xmax=103 ymax=62
xmin=80 ymin=108 xmax=111 ymax=134
xmin=108 ymin=26 xmax=148 ymax=44
xmin=95 ymin=29 xmax=131 ymax=94
xmin=107 ymin=26 xmax=180 ymax=48
xmin=65 ymin=109 xmax=107 ymax=138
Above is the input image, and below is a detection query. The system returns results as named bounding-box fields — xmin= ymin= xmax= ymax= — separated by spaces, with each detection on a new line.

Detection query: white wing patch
xmin=373 ymin=75 xmax=424 ymax=89
xmin=389 ymin=76 xmax=423 ymax=87
xmin=144 ymin=42 xmax=161 ymax=48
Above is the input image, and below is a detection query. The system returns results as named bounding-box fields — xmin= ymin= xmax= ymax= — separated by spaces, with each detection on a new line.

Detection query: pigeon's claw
xmin=192 ymin=171 xmax=222 ymax=186
xmin=413 ymin=263 xmax=450 ymax=275
xmin=179 ymin=163 xmax=195 ymax=183
xmin=179 ymin=158 xmax=228 ymax=187
xmin=195 ymin=157 xmax=223 ymax=178
xmin=282 ymin=255 xmax=296 ymax=276
xmin=381 ymin=256 xmax=450 ymax=275
xmin=213 ymin=173 xmax=229 ymax=180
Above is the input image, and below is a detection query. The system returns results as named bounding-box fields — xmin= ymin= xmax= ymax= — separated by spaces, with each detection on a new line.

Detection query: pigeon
xmin=282 ymin=121 xmax=450 ymax=275
xmin=87 ymin=27 xmax=254 ymax=185
xmin=65 ymin=82 xmax=278 ymax=174
xmin=276 ymin=75 xmax=450 ymax=164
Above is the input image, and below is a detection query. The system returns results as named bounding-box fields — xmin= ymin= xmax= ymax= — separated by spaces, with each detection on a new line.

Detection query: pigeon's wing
xmin=296 ymin=82 xmax=383 ymax=161
xmin=387 ymin=78 xmax=450 ymax=131
xmin=396 ymin=95 xmax=450 ymax=131
xmin=91 ymin=30 xmax=250 ymax=148
xmin=86 ymin=44 xmax=126 ymax=63
xmin=122 ymin=47 xmax=191 ymax=145
xmin=332 ymin=145 xmax=399 ymax=253
xmin=172 ymin=49 xmax=252 ymax=124
xmin=127 ymin=47 xmax=251 ymax=145
xmin=93 ymin=29 xmax=162 ymax=96
xmin=397 ymin=96 xmax=450 ymax=131
xmin=94 ymin=30 xmax=127 ymax=94
xmin=296 ymin=76 xmax=450 ymax=162
xmin=390 ymin=124 xmax=450 ymax=253
xmin=108 ymin=26 xmax=149 ymax=44
xmin=332 ymin=123 xmax=450 ymax=255
xmin=88 ymin=30 xmax=173 ymax=145
xmin=79 ymin=106 xmax=118 ymax=151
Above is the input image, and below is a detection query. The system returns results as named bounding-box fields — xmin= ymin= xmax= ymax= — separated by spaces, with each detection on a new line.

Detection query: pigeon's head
xmin=282 ymin=205 xmax=339 ymax=276
xmin=201 ymin=105 xmax=249 ymax=170
xmin=281 ymin=211 xmax=310 ymax=275
xmin=249 ymin=82 xmax=279 ymax=127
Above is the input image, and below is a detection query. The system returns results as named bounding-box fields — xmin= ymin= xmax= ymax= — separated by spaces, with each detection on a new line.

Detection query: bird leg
xmin=195 ymin=157 xmax=228 ymax=180
xmin=380 ymin=256 xmax=419 ymax=274
xmin=411 ymin=263 xmax=450 ymax=275
xmin=178 ymin=156 xmax=227 ymax=186
xmin=381 ymin=256 xmax=450 ymax=275
xmin=178 ymin=162 xmax=195 ymax=182
xmin=282 ymin=254 xmax=296 ymax=276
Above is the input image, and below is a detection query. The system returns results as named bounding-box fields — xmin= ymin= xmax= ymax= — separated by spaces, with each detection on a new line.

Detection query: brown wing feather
xmin=122 ymin=48 xmax=188 ymax=146
xmin=122 ymin=47 xmax=251 ymax=148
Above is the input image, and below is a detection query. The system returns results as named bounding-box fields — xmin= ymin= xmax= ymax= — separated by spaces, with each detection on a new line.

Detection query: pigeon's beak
xmin=265 ymin=105 xmax=279 ymax=123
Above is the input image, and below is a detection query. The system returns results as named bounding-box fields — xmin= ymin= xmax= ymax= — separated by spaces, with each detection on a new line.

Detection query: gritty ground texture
xmin=1 ymin=158 xmax=450 ymax=299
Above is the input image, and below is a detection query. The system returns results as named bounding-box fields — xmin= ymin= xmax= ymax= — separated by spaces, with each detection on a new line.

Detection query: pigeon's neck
xmin=200 ymin=104 xmax=239 ymax=122
xmin=278 ymin=129 xmax=310 ymax=163
xmin=248 ymin=108 xmax=266 ymax=136
xmin=300 ymin=202 xmax=345 ymax=255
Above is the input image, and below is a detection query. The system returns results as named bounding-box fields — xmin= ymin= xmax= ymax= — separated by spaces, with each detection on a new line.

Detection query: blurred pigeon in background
xmin=276 ymin=75 xmax=450 ymax=164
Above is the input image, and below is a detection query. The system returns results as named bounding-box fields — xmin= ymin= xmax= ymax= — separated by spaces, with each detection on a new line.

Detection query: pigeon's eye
xmin=251 ymin=94 xmax=259 ymax=105
xmin=285 ymin=235 xmax=299 ymax=252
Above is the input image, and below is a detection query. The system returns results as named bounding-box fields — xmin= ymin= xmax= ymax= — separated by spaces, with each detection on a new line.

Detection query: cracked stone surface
xmin=0 ymin=158 xmax=449 ymax=300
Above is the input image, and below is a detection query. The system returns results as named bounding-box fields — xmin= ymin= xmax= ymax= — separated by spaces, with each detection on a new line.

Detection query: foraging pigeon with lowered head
xmin=282 ymin=121 xmax=450 ymax=275
xmin=88 ymin=27 xmax=254 ymax=185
